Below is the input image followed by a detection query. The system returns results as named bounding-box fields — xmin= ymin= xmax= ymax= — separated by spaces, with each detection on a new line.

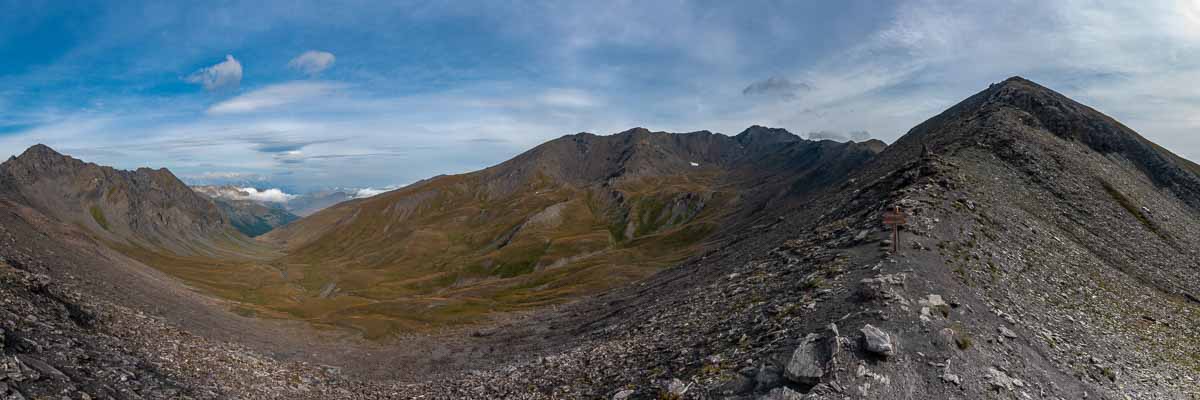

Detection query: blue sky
xmin=2 ymin=1 xmax=1199 ymax=193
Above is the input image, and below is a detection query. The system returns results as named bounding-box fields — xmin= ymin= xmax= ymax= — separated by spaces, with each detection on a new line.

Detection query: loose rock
xmin=941 ymin=372 xmax=961 ymax=386
xmin=986 ymin=367 xmax=1015 ymax=391
xmin=785 ymin=334 xmax=826 ymax=385
xmin=611 ymin=389 xmax=634 ymax=400
xmin=760 ymin=386 xmax=805 ymax=400
xmin=860 ymin=324 xmax=895 ymax=357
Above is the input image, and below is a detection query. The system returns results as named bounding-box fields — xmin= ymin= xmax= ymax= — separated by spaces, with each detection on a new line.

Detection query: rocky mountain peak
xmin=0 ymin=144 xmax=246 ymax=256
xmin=2 ymin=145 xmax=87 ymax=187
xmin=11 ymin=143 xmax=73 ymax=163
xmin=734 ymin=125 xmax=801 ymax=148
xmin=617 ymin=127 xmax=653 ymax=136
xmin=981 ymin=77 xmax=1200 ymax=207
xmin=19 ymin=143 xmax=62 ymax=158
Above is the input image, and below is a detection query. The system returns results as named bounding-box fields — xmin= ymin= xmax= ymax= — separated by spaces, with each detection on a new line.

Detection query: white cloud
xmin=238 ymin=187 xmax=296 ymax=203
xmin=186 ymin=55 xmax=243 ymax=91
xmin=288 ymin=50 xmax=336 ymax=76
xmin=808 ymin=130 xmax=847 ymax=141
xmin=538 ymin=88 xmax=598 ymax=108
xmin=207 ymin=81 xmax=346 ymax=114
xmin=849 ymin=131 xmax=872 ymax=141
xmin=353 ymin=185 xmax=399 ymax=198
xmin=191 ymin=172 xmax=267 ymax=181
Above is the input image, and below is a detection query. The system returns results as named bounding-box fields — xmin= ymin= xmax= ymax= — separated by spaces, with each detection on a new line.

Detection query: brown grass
xmin=121 ymin=174 xmax=731 ymax=339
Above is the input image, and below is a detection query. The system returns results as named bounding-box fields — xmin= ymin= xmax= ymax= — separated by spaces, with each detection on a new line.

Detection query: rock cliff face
xmin=0 ymin=77 xmax=1197 ymax=399
xmin=0 ymin=145 xmax=249 ymax=256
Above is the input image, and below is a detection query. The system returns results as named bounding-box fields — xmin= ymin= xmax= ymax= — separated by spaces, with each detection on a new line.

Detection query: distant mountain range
xmin=188 ymin=185 xmax=389 ymax=236
xmin=190 ymin=185 xmax=301 ymax=237
xmin=191 ymin=184 xmax=367 ymax=215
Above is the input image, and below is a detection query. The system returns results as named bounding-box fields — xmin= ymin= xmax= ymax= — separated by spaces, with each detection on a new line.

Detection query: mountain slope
xmin=0 ymin=145 xmax=253 ymax=257
xmin=433 ymin=76 xmax=1200 ymax=398
xmin=257 ymin=127 xmax=882 ymax=337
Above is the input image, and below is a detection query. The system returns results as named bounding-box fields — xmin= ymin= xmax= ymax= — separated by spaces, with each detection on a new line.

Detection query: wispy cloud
xmin=186 ymin=55 xmax=243 ymax=91
xmin=208 ymin=81 xmax=346 ymax=114
xmin=288 ymin=50 xmax=336 ymax=76
xmin=187 ymin=171 xmax=268 ymax=182
xmin=537 ymin=88 xmax=599 ymax=109
xmin=808 ymin=130 xmax=847 ymax=141
xmin=743 ymin=77 xmax=811 ymax=99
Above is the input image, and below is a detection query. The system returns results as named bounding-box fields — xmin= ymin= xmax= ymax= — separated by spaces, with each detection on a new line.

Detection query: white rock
xmin=860 ymin=324 xmax=895 ymax=357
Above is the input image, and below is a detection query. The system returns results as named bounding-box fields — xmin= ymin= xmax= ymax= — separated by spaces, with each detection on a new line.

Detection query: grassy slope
xmin=130 ymin=170 xmax=735 ymax=339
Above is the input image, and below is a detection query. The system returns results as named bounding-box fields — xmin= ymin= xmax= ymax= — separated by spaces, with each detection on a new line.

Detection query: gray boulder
xmin=860 ymin=324 xmax=895 ymax=357
xmin=986 ymin=367 xmax=1015 ymax=391
xmin=759 ymin=386 xmax=805 ymax=400
xmin=785 ymin=334 xmax=826 ymax=385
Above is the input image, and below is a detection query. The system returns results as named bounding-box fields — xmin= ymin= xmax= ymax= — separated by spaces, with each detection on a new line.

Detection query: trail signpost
xmin=882 ymin=206 xmax=906 ymax=253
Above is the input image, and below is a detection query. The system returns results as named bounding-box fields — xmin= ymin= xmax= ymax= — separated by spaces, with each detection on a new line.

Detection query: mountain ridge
xmin=254 ymin=125 xmax=883 ymax=336
xmin=0 ymin=144 xmax=253 ymax=257
xmin=1 ymin=77 xmax=1198 ymax=398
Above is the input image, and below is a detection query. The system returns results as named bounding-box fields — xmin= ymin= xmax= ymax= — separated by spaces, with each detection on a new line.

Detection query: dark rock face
xmin=0 ymin=146 xmax=245 ymax=255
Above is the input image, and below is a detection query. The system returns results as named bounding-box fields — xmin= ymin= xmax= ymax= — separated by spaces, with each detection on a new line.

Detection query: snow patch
xmin=689 ymin=162 xmax=700 ymax=167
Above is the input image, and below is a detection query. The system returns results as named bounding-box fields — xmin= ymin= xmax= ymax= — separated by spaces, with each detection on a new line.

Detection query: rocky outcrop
xmin=0 ymin=146 xmax=247 ymax=256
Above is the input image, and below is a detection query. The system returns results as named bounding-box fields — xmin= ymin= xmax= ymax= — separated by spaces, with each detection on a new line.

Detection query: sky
xmin=1 ymin=1 xmax=1199 ymax=193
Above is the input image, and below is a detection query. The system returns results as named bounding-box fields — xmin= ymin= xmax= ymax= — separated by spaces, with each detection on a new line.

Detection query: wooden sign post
xmin=882 ymin=205 xmax=907 ymax=253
